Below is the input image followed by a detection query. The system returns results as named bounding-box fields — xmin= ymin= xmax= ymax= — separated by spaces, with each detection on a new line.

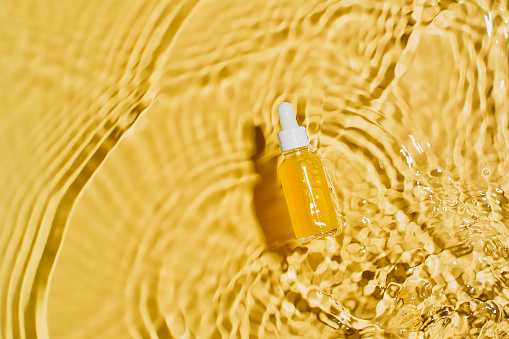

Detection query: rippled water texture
xmin=2 ymin=0 xmax=509 ymax=338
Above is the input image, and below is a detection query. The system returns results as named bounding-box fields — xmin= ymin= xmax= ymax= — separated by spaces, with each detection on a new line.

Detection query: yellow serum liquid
xmin=279 ymin=146 xmax=341 ymax=242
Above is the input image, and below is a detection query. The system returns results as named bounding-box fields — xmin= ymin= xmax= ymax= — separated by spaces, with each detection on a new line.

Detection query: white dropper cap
xmin=277 ymin=102 xmax=310 ymax=152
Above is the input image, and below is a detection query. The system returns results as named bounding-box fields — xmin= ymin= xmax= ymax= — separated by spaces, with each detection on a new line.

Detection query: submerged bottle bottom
xmin=296 ymin=227 xmax=339 ymax=244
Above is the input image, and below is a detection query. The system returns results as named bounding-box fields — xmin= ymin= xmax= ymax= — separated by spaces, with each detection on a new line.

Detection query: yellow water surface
xmin=1 ymin=0 xmax=509 ymax=338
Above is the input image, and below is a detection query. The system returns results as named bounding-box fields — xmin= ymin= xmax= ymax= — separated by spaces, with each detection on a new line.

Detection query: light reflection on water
xmin=1 ymin=0 xmax=509 ymax=338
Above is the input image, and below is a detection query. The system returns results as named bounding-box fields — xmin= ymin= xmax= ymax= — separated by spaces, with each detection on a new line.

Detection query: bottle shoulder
xmin=282 ymin=147 xmax=321 ymax=161
xmin=279 ymin=147 xmax=323 ymax=171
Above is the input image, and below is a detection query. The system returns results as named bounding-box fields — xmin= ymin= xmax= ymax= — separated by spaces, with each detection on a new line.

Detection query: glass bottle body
xmin=278 ymin=146 xmax=341 ymax=243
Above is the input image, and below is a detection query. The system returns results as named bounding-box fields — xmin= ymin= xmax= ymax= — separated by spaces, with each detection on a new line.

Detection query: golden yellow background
xmin=1 ymin=0 xmax=509 ymax=338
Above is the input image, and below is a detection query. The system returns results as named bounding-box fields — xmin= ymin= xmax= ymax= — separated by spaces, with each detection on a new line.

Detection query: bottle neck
xmin=282 ymin=145 xmax=310 ymax=156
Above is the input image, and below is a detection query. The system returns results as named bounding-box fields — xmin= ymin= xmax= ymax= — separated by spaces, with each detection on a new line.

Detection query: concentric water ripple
xmin=1 ymin=0 xmax=509 ymax=338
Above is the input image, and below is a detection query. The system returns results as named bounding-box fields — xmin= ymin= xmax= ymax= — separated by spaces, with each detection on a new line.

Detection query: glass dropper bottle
xmin=277 ymin=102 xmax=342 ymax=243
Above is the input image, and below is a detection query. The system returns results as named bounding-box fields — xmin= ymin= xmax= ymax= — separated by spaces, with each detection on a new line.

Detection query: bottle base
xmin=296 ymin=227 xmax=339 ymax=244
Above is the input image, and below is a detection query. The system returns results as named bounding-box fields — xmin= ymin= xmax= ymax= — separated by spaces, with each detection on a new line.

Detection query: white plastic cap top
xmin=277 ymin=102 xmax=309 ymax=152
